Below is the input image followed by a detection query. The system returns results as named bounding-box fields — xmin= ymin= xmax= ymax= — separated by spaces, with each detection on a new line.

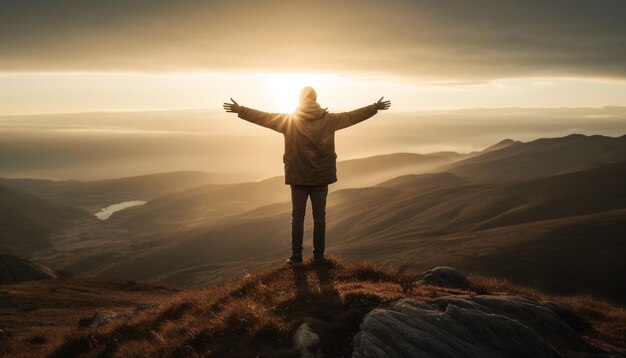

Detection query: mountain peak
xmin=482 ymin=138 xmax=522 ymax=152
xmin=564 ymin=133 xmax=586 ymax=139
xmin=6 ymin=258 xmax=622 ymax=357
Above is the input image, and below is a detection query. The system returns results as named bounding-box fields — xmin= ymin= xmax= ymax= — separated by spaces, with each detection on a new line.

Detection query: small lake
xmin=95 ymin=200 xmax=146 ymax=220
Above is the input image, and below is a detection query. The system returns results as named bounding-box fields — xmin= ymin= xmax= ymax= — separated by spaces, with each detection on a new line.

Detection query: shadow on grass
xmin=278 ymin=261 xmax=371 ymax=357
xmin=293 ymin=266 xmax=311 ymax=298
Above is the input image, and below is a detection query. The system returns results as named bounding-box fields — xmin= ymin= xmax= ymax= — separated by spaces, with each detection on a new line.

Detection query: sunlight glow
xmin=3 ymin=72 xmax=626 ymax=115
xmin=268 ymin=73 xmax=330 ymax=112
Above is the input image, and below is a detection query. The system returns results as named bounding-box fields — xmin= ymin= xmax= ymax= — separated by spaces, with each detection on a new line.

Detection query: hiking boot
xmin=313 ymin=255 xmax=327 ymax=264
xmin=286 ymin=256 xmax=303 ymax=266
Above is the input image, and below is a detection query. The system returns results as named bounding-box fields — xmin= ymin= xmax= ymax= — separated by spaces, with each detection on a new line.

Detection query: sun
xmin=268 ymin=73 xmax=329 ymax=113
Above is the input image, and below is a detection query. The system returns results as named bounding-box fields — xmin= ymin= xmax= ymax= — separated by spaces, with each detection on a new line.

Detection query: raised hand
xmin=375 ymin=96 xmax=391 ymax=110
xmin=223 ymin=98 xmax=241 ymax=113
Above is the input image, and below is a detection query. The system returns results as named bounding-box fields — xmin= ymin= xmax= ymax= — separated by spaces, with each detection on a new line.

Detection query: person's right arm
xmin=223 ymin=98 xmax=288 ymax=133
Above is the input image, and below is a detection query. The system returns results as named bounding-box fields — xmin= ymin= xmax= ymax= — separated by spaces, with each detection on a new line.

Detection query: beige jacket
xmin=238 ymin=102 xmax=379 ymax=185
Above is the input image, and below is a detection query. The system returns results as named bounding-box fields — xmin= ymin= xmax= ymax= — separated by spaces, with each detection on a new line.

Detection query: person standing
xmin=224 ymin=87 xmax=390 ymax=265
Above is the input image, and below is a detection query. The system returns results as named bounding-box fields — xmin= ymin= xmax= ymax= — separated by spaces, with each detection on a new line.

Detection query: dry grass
xmin=0 ymin=277 xmax=178 ymax=358
xmin=1 ymin=259 xmax=624 ymax=357
xmin=2 ymin=258 xmax=404 ymax=357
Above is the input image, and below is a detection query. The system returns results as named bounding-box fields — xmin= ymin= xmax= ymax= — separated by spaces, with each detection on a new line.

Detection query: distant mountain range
xmin=2 ymin=133 xmax=626 ymax=303
xmin=443 ymin=134 xmax=626 ymax=182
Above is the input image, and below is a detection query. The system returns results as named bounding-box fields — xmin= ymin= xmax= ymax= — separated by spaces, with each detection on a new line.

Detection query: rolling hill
xmin=100 ymin=152 xmax=459 ymax=229
xmin=0 ymin=184 xmax=89 ymax=256
xmin=441 ymin=134 xmax=626 ymax=182
xmin=0 ymin=253 xmax=58 ymax=284
xmin=18 ymin=152 xmax=463 ymax=280
xmin=5 ymin=133 xmax=626 ymax=305
xmin=39 ymin=159 xmax=626 ymax=303
xmin=332 ymin=152 xmax=459 ymax=189
xmin=0 ymin=151 xmax=459 ymax=217
xmin=0 ymin=171 xmax=258 ymax=213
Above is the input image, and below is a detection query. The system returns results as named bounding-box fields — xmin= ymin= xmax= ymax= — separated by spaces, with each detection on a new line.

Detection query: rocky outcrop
xmin=293 ymin=323 xmax=324 ymax=358
xmin=89 ymin=303 xmax=159 ymax=327
xmin=421 ymin=266 xmax=471 ymax=289
xmin=0 ymin=254 xmax=57 ymax=284
xmin=353 ymin=295 xmax=600 ymax=358
xmin=90 ymin=311 xmax=133 ymax=327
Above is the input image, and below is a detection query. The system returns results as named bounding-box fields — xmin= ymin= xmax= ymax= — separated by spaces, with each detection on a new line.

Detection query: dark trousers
xmin=290 ymin=184 xmax=328 ymax=258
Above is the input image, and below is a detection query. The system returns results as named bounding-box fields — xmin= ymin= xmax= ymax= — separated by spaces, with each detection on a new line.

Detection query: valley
xmin=2 ymin=133 xmax=626 ymax=304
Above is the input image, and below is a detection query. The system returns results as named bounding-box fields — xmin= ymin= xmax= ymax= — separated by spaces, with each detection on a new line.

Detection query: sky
xmin=1 ymin=0 xmax=626 ymax=114
xmin=1 ymin=0 xmax=626 ymax=180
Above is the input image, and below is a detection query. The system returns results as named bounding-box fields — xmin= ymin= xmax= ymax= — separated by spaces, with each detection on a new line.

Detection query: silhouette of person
xmin=224 ymin=87 xmax=390 ymax=265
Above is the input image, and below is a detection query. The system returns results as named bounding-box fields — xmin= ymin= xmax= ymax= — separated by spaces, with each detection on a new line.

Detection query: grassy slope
xmin=0 ymin=171 xmax=255 ymax=213
xmin=1 ymin=259 xmax=623 ymax=357
xmin=102 ymin=152 xmax=456 ymax=229
xmin=28 ymin=154 xmax=460 ymax=277
xmin=0 ymin=277 xmax=178 ymax=357
xmin=0 ymin=152 xmax=455 ymax=214
xmin=81 ymin=163 xmax=626 ymax=304
xmin=441 ymin=134 xmax=626 ymax=182
xmin=0 ymin=184 xmax=90 ymax=256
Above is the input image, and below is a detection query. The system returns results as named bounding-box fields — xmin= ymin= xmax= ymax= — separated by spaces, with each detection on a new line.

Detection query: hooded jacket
xmin=238 ymin=100 xmax=379 ymax=185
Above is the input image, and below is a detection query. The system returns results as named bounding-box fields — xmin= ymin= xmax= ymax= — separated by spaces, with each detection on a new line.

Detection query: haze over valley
xmin=2 ymin=132 xmax=626 ymax=304
xmin=2 ymin=106 xmax=626 ymax=180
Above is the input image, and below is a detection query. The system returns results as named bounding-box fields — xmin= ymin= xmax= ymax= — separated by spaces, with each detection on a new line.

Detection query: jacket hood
xmin=294 ymin=98 xmax=327 ymax=120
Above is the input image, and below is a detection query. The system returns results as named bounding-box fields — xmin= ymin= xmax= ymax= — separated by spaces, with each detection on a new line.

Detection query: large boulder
xmin=0 ymin=254 xmax=57 ymax=284
xmin=421 ymin=266 xmax=471 ymax=289
xmin=353 ymin=295 xmax=600 ymax=358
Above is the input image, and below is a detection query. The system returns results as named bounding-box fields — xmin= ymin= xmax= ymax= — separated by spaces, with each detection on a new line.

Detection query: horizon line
xmin=3 ymin=105 xmax=626 ymax=118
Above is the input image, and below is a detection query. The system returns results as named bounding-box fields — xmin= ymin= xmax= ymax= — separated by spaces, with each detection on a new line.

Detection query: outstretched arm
xmin=330 ymin=97 xmax=391 ymax=131
xmin=223 ymin=98 xmax=289 ymax=133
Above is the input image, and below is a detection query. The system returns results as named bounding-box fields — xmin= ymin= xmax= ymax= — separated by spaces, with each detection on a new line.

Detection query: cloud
xmin=1 ymin=0 xmax=625 ymax=80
